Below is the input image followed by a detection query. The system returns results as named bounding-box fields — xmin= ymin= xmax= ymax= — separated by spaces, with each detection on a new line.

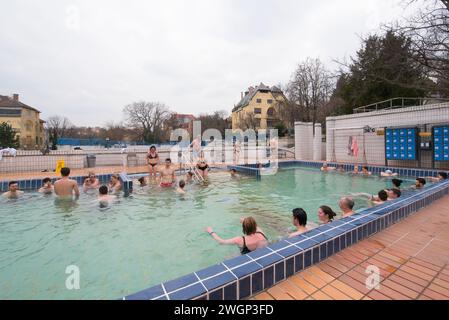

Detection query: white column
xmin=313 ymin=123 xmax=322 ymax=161
xmin=326 ymin=118 xmax=335 ymax=162
xmin=295 ymin=122 xmax=314 ymax=160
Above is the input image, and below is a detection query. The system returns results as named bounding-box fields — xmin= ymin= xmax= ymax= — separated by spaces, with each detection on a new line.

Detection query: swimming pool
xmin=0 ymin=167 xmax=411 ymax=299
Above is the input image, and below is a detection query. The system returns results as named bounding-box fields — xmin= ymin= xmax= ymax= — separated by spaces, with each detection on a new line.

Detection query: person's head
xmin=42 ymin=177 xmax=52 ymax=187
xmin=8 ymin=181 xmax=18 ymax=192
xmin=416 ymin=178 xmax=426 ymax=188
xmin=60 ymin=167 xmax=70 ymax=177
xmin=230 ymin=168 xmax=237 ymax=176
xmin=437 ymin=172 xmax=448 ymax=180
xmin=88 ymin=171 xmax=96 ymax=180
xmin=387 ymin=188 xmax=401 ymax=199
xmin=353 ymin=165 xmax=359 ymax=172
xmin=385 ymin=170 xmax=393 ymax=175
xmin=378 ymin=190 xmax=388 ymax=201
xmin=339 ymin=197 xmax=355 ymax=212
xmin=186 ymin=171 xmax=193 ymax=177
xmin=99 ymin=185 xmax=108 ymax=195
xmin=362 ymin=166 xmax=369 ymax=173
xmin=165 ymin=158 xmax=171 ymax=167
xmin=392 ymin=178 xmax=403 ymax=188
xmin=138 ymin=177 xmax=146 ymax=186
xmin=241 ymin=217 xmax=258 ymax=235
xmin=318 ymin=205 xmax=337 ymax=223
xmin=111 ymin=174 xmax=119 ymax=183
xmin=292 ymin=208 xmax=307 ymax=227
xmin=179 ymin=180 xmax=185 ymax=189
xmin=322 ymin=162 xmax=328 ymax=168
xmin=150 ymin=146 xmax=156 ymax=152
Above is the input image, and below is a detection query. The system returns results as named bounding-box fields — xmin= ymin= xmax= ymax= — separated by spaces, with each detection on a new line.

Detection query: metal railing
xmin=353 ymin=97 xmax=449 ymax=114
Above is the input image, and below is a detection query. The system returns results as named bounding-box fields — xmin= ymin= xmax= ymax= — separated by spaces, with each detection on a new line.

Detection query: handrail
xmin=353 ymin=97 xmax=449 ymax=114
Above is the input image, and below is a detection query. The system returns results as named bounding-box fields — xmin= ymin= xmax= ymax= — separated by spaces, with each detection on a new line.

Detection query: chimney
xmin=12 ymin=94 xmax=19 ymax=101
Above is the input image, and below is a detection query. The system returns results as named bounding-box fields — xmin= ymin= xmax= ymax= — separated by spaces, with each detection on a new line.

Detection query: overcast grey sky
xmin=0 ymin=0 xmax=421 ymax=126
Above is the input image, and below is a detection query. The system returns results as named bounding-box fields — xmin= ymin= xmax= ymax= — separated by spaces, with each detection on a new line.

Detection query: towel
xmin=351 ymin=137 xmax=359 ymax=157
xmin=0 ymin=148 xmax=17 ymax=161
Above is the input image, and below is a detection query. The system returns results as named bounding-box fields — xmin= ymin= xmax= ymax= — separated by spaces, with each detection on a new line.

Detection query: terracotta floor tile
xmin=266 ymin=286 xmax=293 ymax=300
xmin=301 ymin=270 xmax=327 ymax=289
xmin=321 ymin=285 xmax=352 ymax=300
xmin=330 ymin=279 xmax=364 ymax=300
xmin=404 ymin=261 xmax=440 ymax=277
xmin=308 ymin=265 xmax=336 ymax=283
xmin=427 ymin=283 xmax=449 ymax=298
xmin=399 ymin=265 xmax=435 ymax=282
xmin=338 ymin=274 xmax=371 ymax=295
xmin=367 ymin=289 xmax=392 ymax=300
xmin=409 ymin=257 xmax=444 ymax=271
xmin=394 ymin=269 xmax=430 ymax=287
xmin=376 ymin=284 xmax=411 ymax=300
xmin=421 ymin=288 xmax=449 ymax=300
xmin=387 ymin=274 xmax=425 ymax=294
xmin=311 ymin=290 xmax=333 ymax=300
xmin=277 ymin=281 xmax=308 ymax=300
xmin=318 ymin=262 xmax=343 ymax=278
xmin=289 ymin=275 xmax=318 ymax=295
xmin=432 ymin=278 xmax=449 ymax=291
xmin=254 ymin=292 xmax=274 ymax=300
xmin=381 ymin=279 xmax=419 ymax=299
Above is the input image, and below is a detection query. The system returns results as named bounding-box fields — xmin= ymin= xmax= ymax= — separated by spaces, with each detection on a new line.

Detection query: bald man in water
xmin=339 ymin=197 xmax=355 ymax=217
xmin=54 ymin=167 xmax=80 ymax=198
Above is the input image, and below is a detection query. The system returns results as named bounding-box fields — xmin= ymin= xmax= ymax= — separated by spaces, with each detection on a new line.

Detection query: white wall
xmin=326 ymin=102 xmax=449 ymax=168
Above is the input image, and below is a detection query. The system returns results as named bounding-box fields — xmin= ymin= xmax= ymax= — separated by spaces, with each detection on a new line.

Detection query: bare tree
xmin=45 ymin=116 xmax=74 ymax=149
xmin=238 ymin=111 xmax=259 ymax=130
xmin=386 ymin=0 xmax=449 ymax=95
xmin=287 ymin=58 xmax=333 ymax=129
xmin=123 ymin=101 xmax=171 ymax=143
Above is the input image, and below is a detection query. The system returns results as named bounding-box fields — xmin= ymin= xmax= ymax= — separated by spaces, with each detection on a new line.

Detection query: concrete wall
xmin=325 ymin=102 xmax=449 ymax=169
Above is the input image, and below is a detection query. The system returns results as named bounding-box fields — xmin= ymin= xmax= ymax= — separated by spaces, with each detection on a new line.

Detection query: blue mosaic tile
xmin=209 ymin=288 xmax=223 ymax=300
xmin=231 ymin=261 xmax=263 ymax=278
xmin=277 ymin=244 xmax=301 ymax=258
xmin=274 ymin=261 xmax=285 ymax=283
xmin=238 ymin=276 xmax=251 ymax=299
xmin=263 ymin=266 xmax=274 ymax=289
xmin=223 ymin=254 xmax=251 ymax=269
xmin=168 ymin=282 xmax=206 ymax=300
xmin=294 ymin=253 xmax=304 ymax=272
xmin=247 ymin=247 xmax=272 ymax=260
xmin=320 ymin=243 xmax=327 ymax=260
xmin=327 ymin=240 xmax=334 ymax=257
xmin=202 ymin=272 xmax=236 ymax=291
xmin=304 ymin=250 xmax=312 ymax=268
xmin=285 ymin=257 xmax=294 ymax=278
xmin=251 ymin=271 xmax=263 ymax=294
xmin=312 ymin=246 xmax=320 ymax=264
xmin=255 ymin=252 xmax=284 ymax=267
xmin=197 ymin=264 xmax=226 ymax=280
xmin=125 ymin=284 xmax=165 ymax=300
xmin=292 ymin=237 xmax=319 ymax=250
xmin=163 ymin=273 xmax=197 ymax=293
xmin=224 ymin=282 xmax=237 ymax=300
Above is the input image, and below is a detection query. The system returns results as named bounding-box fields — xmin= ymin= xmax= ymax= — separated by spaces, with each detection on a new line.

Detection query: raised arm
xmin=206 ymin=227 xmax=240 ymax=245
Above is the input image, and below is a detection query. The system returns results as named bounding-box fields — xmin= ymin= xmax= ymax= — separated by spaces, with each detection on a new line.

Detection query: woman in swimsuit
xmin=147 ymin=146 xmax=159 ymax=180
xmin=196 ymin=152 xmax=209 ymax=180
xmin=206 ymin=217 xmax=268 ymax=255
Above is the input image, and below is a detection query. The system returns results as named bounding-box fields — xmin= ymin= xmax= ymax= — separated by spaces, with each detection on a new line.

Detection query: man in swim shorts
xmin=159 ymin=158 xmax=175 ymax=187
xmin=54 ymin=167 xmax=80 ymax=198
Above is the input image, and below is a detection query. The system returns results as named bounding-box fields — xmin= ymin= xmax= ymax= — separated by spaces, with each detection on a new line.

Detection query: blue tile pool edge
xmin=122 ymin=177 xmax=449 ymax=300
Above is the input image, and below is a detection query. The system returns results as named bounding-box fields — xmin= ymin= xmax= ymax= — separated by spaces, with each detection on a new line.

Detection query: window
xmin=267 ymin=107 xmax=275 ymax=116
xmin=254 ymin=108 xmax=262 ymax=114
xmin=256 ymin=99 xmax=262 ymax=103
xmin=267 ymin=99 xmax=273 ymax=104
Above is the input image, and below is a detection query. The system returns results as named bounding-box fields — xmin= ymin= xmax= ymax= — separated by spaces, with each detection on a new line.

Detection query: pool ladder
xmin=181 ymin=151 xmax=204 ymax=183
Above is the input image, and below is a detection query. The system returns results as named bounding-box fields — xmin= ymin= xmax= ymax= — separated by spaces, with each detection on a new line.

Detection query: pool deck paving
xmin=251 ymin=195 xmax=449 ymax=300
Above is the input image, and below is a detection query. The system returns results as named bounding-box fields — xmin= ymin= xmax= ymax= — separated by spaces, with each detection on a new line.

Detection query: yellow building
xmin=0 ymin=94 xmax=45 ymax=149
xmin=231 ymin=83 xmax=289 ymax=131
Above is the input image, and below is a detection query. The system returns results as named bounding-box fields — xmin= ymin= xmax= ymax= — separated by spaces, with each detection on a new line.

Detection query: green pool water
xmin=0 ymin=167 xmax=409 ymax=299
